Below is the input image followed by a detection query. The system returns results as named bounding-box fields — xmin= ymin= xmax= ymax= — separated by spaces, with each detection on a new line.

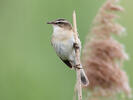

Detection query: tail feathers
xmin=80 ymin=69 xmax=89 ymax=86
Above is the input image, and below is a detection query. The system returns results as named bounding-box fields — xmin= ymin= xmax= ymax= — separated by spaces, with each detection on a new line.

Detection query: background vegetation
xmin=0 ymin=0 xmax=132 ymax=100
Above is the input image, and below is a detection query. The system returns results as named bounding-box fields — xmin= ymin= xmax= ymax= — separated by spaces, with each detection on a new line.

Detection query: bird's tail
xmin=80 ymin=69 xmax=89 ymax=86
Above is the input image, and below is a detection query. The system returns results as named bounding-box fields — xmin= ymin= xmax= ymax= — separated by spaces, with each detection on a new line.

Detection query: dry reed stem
xmin=73 ymin=11 xmax=82 ymax=100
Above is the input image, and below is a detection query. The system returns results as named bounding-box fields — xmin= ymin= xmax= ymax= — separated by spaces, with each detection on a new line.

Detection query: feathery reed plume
xmin=82 ymin=0 xmax=131 ymax=99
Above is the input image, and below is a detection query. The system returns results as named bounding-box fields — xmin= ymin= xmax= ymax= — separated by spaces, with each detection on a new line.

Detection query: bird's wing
xmin=59 ymin=57 xmax=72 ymax=69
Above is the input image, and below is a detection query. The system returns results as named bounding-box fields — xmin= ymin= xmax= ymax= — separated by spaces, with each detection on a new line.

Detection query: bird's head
xmin=47 ymin=18 xmax=72 ymax=30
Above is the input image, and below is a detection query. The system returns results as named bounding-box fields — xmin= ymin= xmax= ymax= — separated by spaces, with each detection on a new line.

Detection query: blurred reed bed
xmin=81 ymin=0 xmax=131 ymax=99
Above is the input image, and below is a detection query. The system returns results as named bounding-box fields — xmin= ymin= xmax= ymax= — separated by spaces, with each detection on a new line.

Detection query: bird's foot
xmin=74 ymin=64 xmax=82 ymax=69
xmin=73 ymin=43 xmax=79 ymax=49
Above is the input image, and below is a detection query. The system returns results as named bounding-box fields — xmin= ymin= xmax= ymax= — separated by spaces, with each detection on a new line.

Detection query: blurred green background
xmin=0 ymin=0 xmax=132 ymax=100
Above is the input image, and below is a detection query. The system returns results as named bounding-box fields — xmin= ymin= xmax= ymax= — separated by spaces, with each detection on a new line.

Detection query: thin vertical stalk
xmin=73 ymin=11 xmax=82 ymax=100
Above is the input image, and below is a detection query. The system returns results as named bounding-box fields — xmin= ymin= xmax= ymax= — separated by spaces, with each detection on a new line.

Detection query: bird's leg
xmin=73 ymin=43 xmax=82 ymax=69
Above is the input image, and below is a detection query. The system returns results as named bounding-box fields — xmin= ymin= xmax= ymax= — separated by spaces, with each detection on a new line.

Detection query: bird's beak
xmin=47 ymin=21 xmax=55 ymax=24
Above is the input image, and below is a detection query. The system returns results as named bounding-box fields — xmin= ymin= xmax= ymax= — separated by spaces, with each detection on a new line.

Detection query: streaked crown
xmin=47 ymin=18 xmax=72 ymax=30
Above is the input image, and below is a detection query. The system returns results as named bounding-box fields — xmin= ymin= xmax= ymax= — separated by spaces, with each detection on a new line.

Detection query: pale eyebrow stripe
xmin=56 ymin=20 xmax=68 ymax=22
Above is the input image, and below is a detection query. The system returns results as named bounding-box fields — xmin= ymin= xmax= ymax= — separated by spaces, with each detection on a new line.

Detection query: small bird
xmin=47 ymin=18 xmax=89 ymax=86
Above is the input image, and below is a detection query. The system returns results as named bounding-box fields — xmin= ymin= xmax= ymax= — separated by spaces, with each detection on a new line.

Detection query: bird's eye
xmin=56 ymin=22 xmax=62 ymax=24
